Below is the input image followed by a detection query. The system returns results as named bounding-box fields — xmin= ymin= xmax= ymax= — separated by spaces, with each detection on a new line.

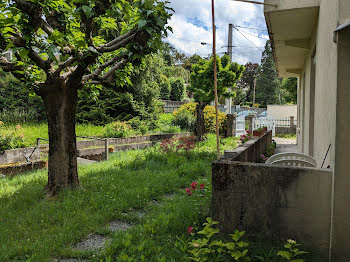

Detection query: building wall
xmin=297 ymin=0 xmax=338 ymax=166
xmin=267 ymin=105 xmax=297 ymax=119
xmin=333 ymin=25 xmax=350 ymax=261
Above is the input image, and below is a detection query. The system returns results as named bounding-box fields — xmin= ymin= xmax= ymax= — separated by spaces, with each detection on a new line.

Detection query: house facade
xmin=264 ymin=0 xmax=350 ymax=260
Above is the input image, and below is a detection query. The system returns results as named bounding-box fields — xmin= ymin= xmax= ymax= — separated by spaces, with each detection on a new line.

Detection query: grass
xmin=0 ymin=134 xmax=237 ymax=261
xmin=274 ymin=133 xmax=297 ymax=139
xmin=0 ymin=114 xmax=181 ymax=148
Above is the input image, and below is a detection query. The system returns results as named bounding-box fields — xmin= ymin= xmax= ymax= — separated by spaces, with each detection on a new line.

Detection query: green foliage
xmin=189 ymin=55 xmax=245 ymax=103
xmin=159 ymin=74 xmax=171 ymax=100
xmin=0 ymin=69 xmax=45 ymax=123
xmin=164 ymin=66 xmax=190 ymax=83
xmin=101 ymin=121 xmax=134 ymax=138
xmin=255 ymin=41 xmax=281 ymax=107
xmin=174 ymin=103 xmax=227 ymax=134
xmin=188 ymin=217 xmax=250 ymax=262
xmin=281 ymin=78 xmax=298 ymax=104
xmin=77 ymin=53 xmax=165 ymax=125
xmin=236 ymin=63 xmax=260 ymax=104
xmin=170 ymin=77 xmax=185 ymax=101
xmin=172 ymin=110 xmax=196 ymax=131
xmin=277 ymin=239 xmax=308 ymax=262
xmin=128 ymin=117 xmax=148 ymax=135
xmin=0 ymin=125 xmax=30 ymax=151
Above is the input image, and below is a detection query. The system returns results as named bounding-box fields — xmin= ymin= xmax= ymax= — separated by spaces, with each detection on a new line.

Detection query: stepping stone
xmin=77 ymin=157 xmax=97 ymax=165
xmin=74 ymin=233 xmax=109 ymax=251
xmin=107 ymin=220 xmax=132 ymax=232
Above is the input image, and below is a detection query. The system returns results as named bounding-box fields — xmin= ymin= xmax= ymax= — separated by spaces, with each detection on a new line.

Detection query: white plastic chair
xmin=266 ymin=152 xmax=317 ymax=168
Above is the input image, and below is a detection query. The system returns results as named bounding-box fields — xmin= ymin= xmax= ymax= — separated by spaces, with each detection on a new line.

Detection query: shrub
xmin=159 ymin=75 xmax=171 ymax=100
xmin=170 ymin=77 xmax=185 ymax=101
xmin=101 ymin=122 xmax=133 ymax=138
xmin=127 ymin=117 xmax=148 ymax=135
xmin=0 ymin=124 xmax=30 ymax=151
xmin=173 ymin=103 xmax=227 ymax=134
xmin=172 ymin=110 xmax=196 ymax=131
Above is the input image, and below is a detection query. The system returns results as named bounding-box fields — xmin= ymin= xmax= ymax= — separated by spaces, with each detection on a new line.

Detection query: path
xmin=273 ymin=137 xmax=297 ymax=154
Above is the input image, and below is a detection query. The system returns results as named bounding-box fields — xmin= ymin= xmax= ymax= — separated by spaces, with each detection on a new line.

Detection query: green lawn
xmin=0 ymin=114 xmax=182 ymax=148
xmin=0 ymin=134 xmax=237 ymax=261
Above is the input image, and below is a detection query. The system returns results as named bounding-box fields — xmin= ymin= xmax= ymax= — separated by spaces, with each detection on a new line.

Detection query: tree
xmin=189 ymin=55 xmax=245 ymax=138
xmin=236 ymin=62 xmax=260 ymax=104
xmin=0 ymin=0 xmax=172 ymax=195
xmin=255 ymin=41 xmax=281 ymax=107
xmin=170 ymin=77 xmax=185 ymax=101
xmin=281 ymin=77 xmax=297 ymax=104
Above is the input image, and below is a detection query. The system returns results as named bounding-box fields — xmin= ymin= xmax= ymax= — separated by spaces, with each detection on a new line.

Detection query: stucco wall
xmin=333 ymin=26 xmax=350 ymax=261
xmin=267 ymin=105 xmax=297 ymax=120
xmin=212 ymin=160 xmax=332 ymax=259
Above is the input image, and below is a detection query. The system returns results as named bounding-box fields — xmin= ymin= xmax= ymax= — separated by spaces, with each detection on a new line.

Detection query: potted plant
xmin=253 ymin=128 xmax=262 ymax=137
xmin=263 ymin=126 xmax=268 ymax=132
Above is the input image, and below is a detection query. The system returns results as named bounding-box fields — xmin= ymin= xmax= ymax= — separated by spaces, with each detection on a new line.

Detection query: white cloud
xmin=165 ymin=0 xmax=269 ymax=65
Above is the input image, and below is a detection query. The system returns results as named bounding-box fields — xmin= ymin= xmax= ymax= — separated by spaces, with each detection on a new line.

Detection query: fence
xmin=273 ymin=117 xmax=297 ymax=127
xmin=162 ymin=100 xmax=186 ymax=113
xmin=253 ymin=117 xmax=276 ymax=136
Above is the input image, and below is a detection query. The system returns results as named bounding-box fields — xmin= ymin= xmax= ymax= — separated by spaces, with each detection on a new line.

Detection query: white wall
xmin=267 ymin=105 xmax=297 ymax=120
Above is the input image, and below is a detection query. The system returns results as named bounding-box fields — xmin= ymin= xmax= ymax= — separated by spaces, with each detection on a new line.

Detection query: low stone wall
xmin=276 ymin=126 xmax=296 ymax=135
xmin=211 ymin=161 xmax=332 ymax=259
xmin=40 ymin=132 xmax=191 ymax=150
xmin=0 ymin=160 xmax=47 ymax=176
xmin=223 ymin=131 xmax=272 ymax=162
xmin=0 ymin=147 xmax=41 ymax=165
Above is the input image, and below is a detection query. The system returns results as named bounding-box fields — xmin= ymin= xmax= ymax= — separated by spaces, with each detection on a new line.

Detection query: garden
xmin=0 ymin=134 xmax=310 ymax=262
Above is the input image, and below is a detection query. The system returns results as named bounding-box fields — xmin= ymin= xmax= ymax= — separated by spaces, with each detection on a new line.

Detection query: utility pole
xmin=253 ymin=76 xmax=256 ymax=105
xmin=211 ymin=0 xmax=220 ymax=160
xmin=227 ymin=24 xmax=233 ymax=61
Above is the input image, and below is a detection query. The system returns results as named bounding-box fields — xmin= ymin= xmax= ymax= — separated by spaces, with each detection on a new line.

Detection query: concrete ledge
xmin=223 ymin=131 xmax=272 ymax=162
xmin=0 ymin=160 xmax=47 ymax=176
xmin=211 ymin=160 xmax=331 ymax=259
xmin=0 ymin=147 xmax=41 ymax=165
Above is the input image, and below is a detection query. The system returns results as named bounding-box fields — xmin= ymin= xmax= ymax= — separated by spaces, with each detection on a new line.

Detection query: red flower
xmin=187 ymin=226 xmax=193 ymax=234
xmin=186 ymin=188 xmax=192 ymax=196
xmin=191 ymin=181 xmax=197 ymax=190
xmin=200 ymin=184 xmax=205 ymax=189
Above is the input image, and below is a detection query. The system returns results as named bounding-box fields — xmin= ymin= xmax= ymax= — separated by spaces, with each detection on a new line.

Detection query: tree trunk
xmin=41 ymin=81 xmax=79 ymax=195
xmin=195 ymin=102 xmax=207 ymax=141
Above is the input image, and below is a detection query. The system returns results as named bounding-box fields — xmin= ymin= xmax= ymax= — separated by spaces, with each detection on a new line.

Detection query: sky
xmin=164 ymin=0 xmax=269 ymax=65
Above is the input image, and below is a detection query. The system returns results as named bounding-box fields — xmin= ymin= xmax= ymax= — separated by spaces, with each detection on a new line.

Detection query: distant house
xmin=264 ymin=0 xmax=350 ymax=259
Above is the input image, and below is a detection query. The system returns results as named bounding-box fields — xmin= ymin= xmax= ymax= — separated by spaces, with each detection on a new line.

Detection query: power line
xmin=235 ymin=28 xmax=269 ymax=39
xmin=234 ymin=25 xmax=268 ymax=32
xmin=233 ymin=27 xmax=264 ymax=52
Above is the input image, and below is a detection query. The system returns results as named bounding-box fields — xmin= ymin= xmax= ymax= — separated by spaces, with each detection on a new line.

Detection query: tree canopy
xmin=189 ymin=55 xmax=245 ymax=103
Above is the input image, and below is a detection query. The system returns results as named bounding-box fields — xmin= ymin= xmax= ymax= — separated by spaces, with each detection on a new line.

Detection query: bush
xmin=101 ymin=122 xmax=133 ymax=138
xmin=173 ymin=103 xmax=227 ymax=134
xmin=159 ymin=75 xmax=171 ymax=100
xmin=0 ymin=124 xmax=30 ymax=151
xmin=170 ymin=77 xmax=185 ymax=101
xmin=127 ymin=117 xmax=148 ymax=135
xmin=172 ymin=110 xmax=196 ymax=131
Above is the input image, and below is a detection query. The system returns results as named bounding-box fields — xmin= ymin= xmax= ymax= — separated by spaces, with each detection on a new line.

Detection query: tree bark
xmin=41 ymin=80 xmax=79 ymax=195
xmin=195 ymin=102 xmax=207 ymax=141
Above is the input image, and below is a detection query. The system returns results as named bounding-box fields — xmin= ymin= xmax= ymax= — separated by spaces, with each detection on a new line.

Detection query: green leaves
xmin=277 ymin=239 xmax=308 ymax=262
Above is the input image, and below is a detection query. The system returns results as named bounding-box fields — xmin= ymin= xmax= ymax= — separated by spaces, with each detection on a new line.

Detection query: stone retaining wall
xmin=0 ymin=147 xmax=41 ymax=165
xmin=0 ymin=160 xmax=47 ymax=176
xmin=275 ymin=126 xmax=296 ymax=134
xmin=223 ymin=131 xmax=272 ymax=162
